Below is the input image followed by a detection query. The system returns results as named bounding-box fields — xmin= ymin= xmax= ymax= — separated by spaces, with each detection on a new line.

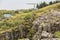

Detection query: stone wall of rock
xmin=32 ymin=10 xmax=60 ymax=40
xmin=0 ymin=24 xmax=25 ymax=40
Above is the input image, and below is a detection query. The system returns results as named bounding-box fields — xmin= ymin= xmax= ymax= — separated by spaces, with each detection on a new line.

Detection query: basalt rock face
xmin=0 ymin=30 xmax=19 ymax=40
xmin=0 ymin=24 xmax=25 ymax=40
xmin=32 ymin=10 xmax=60 ymax=40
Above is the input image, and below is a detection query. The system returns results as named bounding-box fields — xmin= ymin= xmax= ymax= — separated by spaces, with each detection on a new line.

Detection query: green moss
xmin=54 ymin=31 xmax=60 ymax=38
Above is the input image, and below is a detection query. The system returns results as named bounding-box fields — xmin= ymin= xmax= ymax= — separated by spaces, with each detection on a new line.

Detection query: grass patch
xmin=54 ymin=31 xmax=60 ymax=38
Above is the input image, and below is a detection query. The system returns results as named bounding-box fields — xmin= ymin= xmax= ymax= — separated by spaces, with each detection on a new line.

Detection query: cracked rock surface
xmin=32 ymin=9 xmax=60 ymax=40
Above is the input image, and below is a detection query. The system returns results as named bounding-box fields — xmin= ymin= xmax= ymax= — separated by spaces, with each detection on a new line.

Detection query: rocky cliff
xmin=32 ymin=9 xmax=60 ymax=40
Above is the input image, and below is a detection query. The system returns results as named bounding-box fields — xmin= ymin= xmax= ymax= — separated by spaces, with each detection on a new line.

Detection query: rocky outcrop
xmin=0 ymin=30 xmax=19 ymax=40
xmin=32 ymin=10 xmax=60 ymax=40
xmin=0 ymin=24 xmax=26 ymax=40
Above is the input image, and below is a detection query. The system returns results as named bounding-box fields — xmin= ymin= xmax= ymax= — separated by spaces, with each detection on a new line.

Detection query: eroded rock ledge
xmin=32 ymin=10 xmax=60 ymax=40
